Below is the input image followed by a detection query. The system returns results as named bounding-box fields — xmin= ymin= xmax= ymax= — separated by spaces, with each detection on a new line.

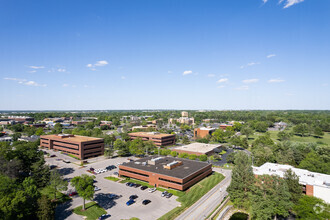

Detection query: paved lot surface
xmin=175 ymin=168 xmax=232 ymax=220
xmin=43 ymin=149 xmax=180 ymax=220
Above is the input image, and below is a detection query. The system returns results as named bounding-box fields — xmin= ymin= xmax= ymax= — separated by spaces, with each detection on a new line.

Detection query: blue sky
xmin=0 ymin=0 xmax=329 ymax=110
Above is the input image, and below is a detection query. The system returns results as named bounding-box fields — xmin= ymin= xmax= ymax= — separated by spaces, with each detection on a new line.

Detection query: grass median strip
xmin=104 ymin=176 xmax=120 ymax=182
xmin=73 ymin=201 xmax=107 ymax=220
xmin=158 ymin=172 xmax=225 ymax=220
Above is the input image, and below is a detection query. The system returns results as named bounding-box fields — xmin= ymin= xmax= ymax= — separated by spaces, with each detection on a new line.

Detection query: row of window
xmin=120 ymin=168 xmax=149 ymax=177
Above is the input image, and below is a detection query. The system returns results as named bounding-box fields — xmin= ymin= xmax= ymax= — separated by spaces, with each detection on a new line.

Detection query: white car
xmin=148 ymin=188 xmax=156 ymax=193
xmin=94 ymin=186 xmax=101 ymax=191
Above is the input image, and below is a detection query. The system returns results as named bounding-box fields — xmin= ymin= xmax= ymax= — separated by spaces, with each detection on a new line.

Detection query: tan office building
xmin=128 ymin=132 xmax=175 ymax=147
xmin=40 ymin=134 xmax=104 ymax=160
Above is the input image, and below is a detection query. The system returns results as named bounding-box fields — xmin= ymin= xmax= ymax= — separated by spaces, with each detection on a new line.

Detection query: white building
xmin=253 ymin=163 xmax=330 ymax=203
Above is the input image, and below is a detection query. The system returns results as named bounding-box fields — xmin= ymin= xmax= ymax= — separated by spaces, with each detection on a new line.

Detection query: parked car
xmin=98 ymin=214 xmax=111 ymax=219
xmin=94 ymin=186 xmax=101 ymax=191
xmin=49 ymin=165 xmax=57 ymax=170
xmin=134 ymin=184 xmax=141 ymax=188
xmin=129 ymin=195 xmax=138 ymax=200
xmin=166 ymin=193 xmax=173 ymax=198
xmin=126 ymin=199 xmax=135 ymax=206
xmin=90 ymin=167 xmax=95 ymax=171
xmin=148 ymin=188 xmax=156 ymax=193
xmin=113 ymin=172 xmax=119 ymax=176
xmin=126 ymin=182 xmax=133 ymax=186
xmin=50 ymin=154 xmax=56 ymax=157
xmin=69 ymin=191 xmax=77 ymax=196
xmin=161 ymin=191 xmax=168 ymax=197
xmin=63 ymin=160 xmax=70 ymax=163
xmin=142 ymin=199 xmax=151 ymax=205
xmin=141 ymin=186 xmax=148 ymax=190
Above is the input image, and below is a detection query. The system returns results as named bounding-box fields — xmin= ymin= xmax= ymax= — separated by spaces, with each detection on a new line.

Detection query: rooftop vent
xmin=163 ymin=161 xmax=183 ymax=170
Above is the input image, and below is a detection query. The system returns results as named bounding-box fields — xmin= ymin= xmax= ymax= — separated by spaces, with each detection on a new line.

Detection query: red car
xmin=69 ymin=192 xmax=77 ymax=196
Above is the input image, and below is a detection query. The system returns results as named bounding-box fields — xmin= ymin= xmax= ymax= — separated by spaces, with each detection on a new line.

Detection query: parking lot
xmin=43 ymin=149 xmax=180 ymax=220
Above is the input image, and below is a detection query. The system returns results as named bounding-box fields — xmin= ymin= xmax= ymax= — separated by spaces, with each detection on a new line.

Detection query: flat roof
xmin=120 ymin=156 xmax=211 ymax=179
xmin=253 ymin=163 xmax=330 ymax=188
xmin=128 ymin=132 xmax=175 ymax=139
xmin=40 ymin=134 xmax=103 ymax=143
xmin=173 ymin=143 xmax=221 ymax=154
xmin=197 ymin=127 xmax=216 ymax=131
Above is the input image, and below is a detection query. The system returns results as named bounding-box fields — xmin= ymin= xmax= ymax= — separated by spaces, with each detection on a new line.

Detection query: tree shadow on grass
xmin=93 ymin=193 xmax=122 ymax=210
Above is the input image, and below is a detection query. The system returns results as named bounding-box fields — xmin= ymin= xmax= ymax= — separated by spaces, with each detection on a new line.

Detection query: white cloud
xmin=94 ymin=60 xmax=108 ymax=66
xmin=208 ymin=74 xmax=216 ymax=77
xmin=4 ymin=77 xmax=46 ymax=87
xmin=121 ymin=76 xmax=126 ymax=80
xmin=57 ymin=68 xmax=66 ymax=72
xmin=282 ymin=0 xmax=304 ymax=8
xmin=243 ymin=78 xmax=259 ymax=84
xmin=268 ymin=78 xmax=285 ymax=83
xmin=87 ymin=60 xmax=109 ymax=69
xmin=183 ymin=70 xmax=193 ymax=75
xmin=217 ymin=78 xmax=228 ymax=83
xmin=263 ymin=0 xmax=304 ymax=8
xmin=235 ymin=85 xmax=249 ymax=90
xmin=168 ymin=71 xmax=173 ymax=74
xmin=217 ymin=85 xmax=225 ymax=89
xmin=28 ymin=70 xmax=36 ymax=73
xmin=241 ymin=62 xmax=260 ymax=69
xmin=29 ymin=66 xmax=45 ymax=69
xmin=322 ymin=83 xmax=328 ymax=87
xmin=62 ymin=84 xmax=69 ymax=87
xmin=267 ymin=54 xmax=276 ymax=58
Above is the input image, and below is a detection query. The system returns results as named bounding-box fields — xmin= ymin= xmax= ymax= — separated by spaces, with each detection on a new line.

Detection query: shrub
xmin=178 ymin=153 xmax=189 ymax=159
xmin=171 ymin=151 xmax=178 ymax=157
xmin=188 ymin=154 xmax=197 ymax=160
xmin=199 ymin=154 xmax=208 ymax=161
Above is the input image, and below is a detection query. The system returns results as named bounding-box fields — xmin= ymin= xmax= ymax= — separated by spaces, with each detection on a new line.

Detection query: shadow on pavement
xmin=58 ymin=167 xmax=75 ymax=176
xmin=55 ymin=200 xmax=73 ymax=220
xmin=94 ymin=193 xmax=122 ymax=210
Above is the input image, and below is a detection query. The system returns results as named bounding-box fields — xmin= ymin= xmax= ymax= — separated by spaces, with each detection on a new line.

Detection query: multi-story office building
xmin=128 ymin=132 xmax=175 ymax=147
xmin=40 ymin=134 xmax=104 ymax=160
xmin=172 ymin=143 xmax=222 ymax=156
xmin=119 ymin=156 xmax=212 ymax=191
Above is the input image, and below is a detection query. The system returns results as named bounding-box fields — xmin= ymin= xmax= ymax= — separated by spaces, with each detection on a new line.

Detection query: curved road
xmin=175 ymin=168 xmax=232 ymax=220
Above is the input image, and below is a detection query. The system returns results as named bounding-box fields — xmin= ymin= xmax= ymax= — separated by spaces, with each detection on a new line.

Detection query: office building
xmin=119 ymin=156 xmax=212 ymax=191
xmin=194 ymin=127 xmax=216 ymax=139
xmin=40 ymin=134 xmax=104 ymax=160
xmin=128 ymin=132 xmax=175 ymax=147
xmin=172 ymin=143 xmax=222 ymax=156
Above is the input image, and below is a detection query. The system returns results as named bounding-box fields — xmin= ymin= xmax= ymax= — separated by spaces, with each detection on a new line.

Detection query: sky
xmin=0 ymin=0 xmax=329 ymax=110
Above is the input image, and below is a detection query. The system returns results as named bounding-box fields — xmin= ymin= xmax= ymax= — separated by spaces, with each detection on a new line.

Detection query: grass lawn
xmin=243 ymin=129 xmax=330 ymax=146
xmin=40 ymin=187 xmax=71 ymax=205
xmin=73 ymin=201 xmax=107 ymax=220
xmin=104 ymin=176 xmax=120 ymax=182
xmin=158 ymin=172 xmax=225 ymax=220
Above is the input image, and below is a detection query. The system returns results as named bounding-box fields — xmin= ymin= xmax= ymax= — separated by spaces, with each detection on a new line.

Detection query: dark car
xmin=69 ymin=191 xmax=77 ymax=196
xmin=49 ymin=165 xmax=57 ymax=170
xmin=90 ymin=167 xmax=95 ymax=171
xmin=50 ymin=154 xmax=56 ymax=157
xmin=126 ymin=199 xmax=135 ymax=206
xmin=134 ymin=184 xmax=141 ymax=188
xmin=98 ymin=214 xmax=111 ymax=219
xmin=129 ymin=195 xmax=138 ymax=200
xmin=166 ymin=193 xmax=173 ymax=198
xmin=161 ymin=191 xmax=168 ymax=197
xmin=142 ymin=199 xmax=151 ymax=205
xmin=141 ymin=186 xmax=148 ymax=190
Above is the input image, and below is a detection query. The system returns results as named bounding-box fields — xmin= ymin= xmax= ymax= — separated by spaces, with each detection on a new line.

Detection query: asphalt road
xmin=175 ymin=168 xmax=232 ymax=220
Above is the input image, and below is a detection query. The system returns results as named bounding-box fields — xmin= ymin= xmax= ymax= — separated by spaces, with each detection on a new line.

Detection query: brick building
xmin=128 ymin=132 xmax=175 ymax=147
xmin=219 ymin=124 xmax=233 ymax=130
xmin=194 ymin=127 xmax=216 ymax=139
xmin=119 ymin=156 xmax=212 ymax=191
xmin=40 ymin=134 xmax=104 ymax=160
xmin=253 ymin=162 xmax=330 ymax=203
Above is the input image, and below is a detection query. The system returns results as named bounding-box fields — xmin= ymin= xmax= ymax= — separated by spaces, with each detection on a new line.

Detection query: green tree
xmin=293 ymin=123 xmax=309 ymax=137
xmin=48 ymin=170 xmax=68 ymax=201
xmin=170 ymin=151 xmax=178 ymax=157
xmin=283 ymin=169 xmax=302 ymax=204
xmin=251 ymin=175 xmax=292 ymax=219
xmin=53 ymin=123 xmax=63 ymax=134
xmin=37 ymin=195 xmax=54 ymax=220
xmin=71 ymin=174 xmax=95 ymax=210
xmin=299 ymin=151 xmax=330 ymax=174
xmin=114 ymin=139 xmax=129 ymax=156
xmin=181 ymin=136 xmax=190 ymax=145
xmin=254 ymin=121 xmax=269 ymax=132
xmin=129 ymin=138 xmax=145 ymax=155
xmin=104 ymin=147 xmax=114 ymax=158
xmin=198 ymin=154 xmax=208 ymax=161
xmin=277 ymin=131 xmax=292 ymax=141
xmin=188 ymin=154 xmax=197 ymax=160
xmin=227 ymin=151 xmax=255 ymax=209
xmin=293 ymin=195 xmax=330 ymax=220
xmin=313 ymin=127 xmax=324 ymax=138
xmin=35 ymin=127 xmax=45 ymax=136
xmin=31 ymin=157 xmax=50 ymax=188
